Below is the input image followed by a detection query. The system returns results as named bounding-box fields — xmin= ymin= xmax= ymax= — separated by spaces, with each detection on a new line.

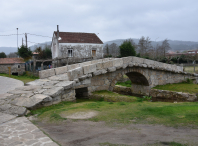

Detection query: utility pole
xmin=22 ymin=38 xmax=23 ymax=46
xmin=25 ymin=33 xmax=27 ymax=48
xmin=17 ymin=28 xmax=19 ymax=58
xmin=16 ymin=28 xmax=18 ymax=49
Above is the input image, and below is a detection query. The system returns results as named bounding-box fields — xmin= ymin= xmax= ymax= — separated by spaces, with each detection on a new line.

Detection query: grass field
xmin=0 ymin=73 xmax=39 ymax=84
xmin=153 ymin=82 xmax=198 ymax=94
xmin=29 ymin=91 xmax=198 ymax=128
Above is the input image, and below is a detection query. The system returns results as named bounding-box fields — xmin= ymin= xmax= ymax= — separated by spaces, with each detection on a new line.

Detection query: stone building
xmin=0 ymin=58 xmax=25 ymax=75
xmin=51 ymin=26 xmax=104 ymax=63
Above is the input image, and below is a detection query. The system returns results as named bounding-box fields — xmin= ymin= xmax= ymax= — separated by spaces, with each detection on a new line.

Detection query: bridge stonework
xmin=1 ymin=57 xmax=198 ymax=116
xmin=78 ymin=67 xmax=194 ymax=97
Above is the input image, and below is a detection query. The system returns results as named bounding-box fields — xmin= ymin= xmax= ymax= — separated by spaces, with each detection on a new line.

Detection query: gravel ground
xmin=35 ymin=120 xmax=198 ymax=146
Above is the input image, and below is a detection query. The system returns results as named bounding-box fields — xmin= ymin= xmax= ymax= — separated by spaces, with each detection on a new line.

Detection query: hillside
xmin=104 ymin=39 xmax=198 ymax=52
xmin=1 ymin=39 xmax=198 ymax=55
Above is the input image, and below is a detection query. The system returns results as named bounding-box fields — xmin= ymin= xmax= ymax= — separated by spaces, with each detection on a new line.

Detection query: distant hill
xmin=1 ymin=39 xmax=198 ymax=55
xmin=29 ymin=41 xmax=51 ymax=51
xmin=0 ymin=41 xmax=51 ymax=55
xmin=104 ymin=39 xmax=198 ymax=52
xmin=0 ymin=47 xmax=17 ymax=55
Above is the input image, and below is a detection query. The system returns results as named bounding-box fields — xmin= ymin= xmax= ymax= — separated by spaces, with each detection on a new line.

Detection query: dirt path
xmin=35 ymin=120 xmax=198 ymax=146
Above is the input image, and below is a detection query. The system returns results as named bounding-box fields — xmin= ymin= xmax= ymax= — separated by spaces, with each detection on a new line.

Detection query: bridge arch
xmin=110 ymin=68 xmax=151 ymax=87
xmin=125 ymin=72 xmax=149 ymax=86
xmin=109 ymin=68 xmax=152 ymax=96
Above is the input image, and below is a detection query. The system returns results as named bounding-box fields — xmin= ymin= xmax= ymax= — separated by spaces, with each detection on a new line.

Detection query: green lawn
xmin=29 ymin=91 xmax=198 ymax=128
xmin=0 ymin=73 xmax=39 ymax=84
xmin=115 ymin=78 xmax=198 ymax=94
xmin=115 ymin=80 xmax=132 ymax=87
xmin=153 ymin=82 xmax=198 ymax=94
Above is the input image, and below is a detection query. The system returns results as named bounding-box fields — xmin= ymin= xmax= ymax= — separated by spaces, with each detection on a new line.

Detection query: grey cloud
xmin=0 ymin=0 xmax=198 ymax=49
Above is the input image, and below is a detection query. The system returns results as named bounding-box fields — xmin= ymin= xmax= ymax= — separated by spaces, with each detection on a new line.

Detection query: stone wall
xmin=113 ymin=85 xmax=198 ymax=102
xmin=0 ymin=64 xmax=25 ymax=75
xmin=150 ymin=89 xmax=197 ymax=102
xmin=59 ymin=43 xmax=103 ymax=59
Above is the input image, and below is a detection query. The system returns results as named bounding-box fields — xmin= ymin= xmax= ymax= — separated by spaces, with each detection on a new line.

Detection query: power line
xmin=0 ymin=33 xmax=24 ymax=36
xmin=26 ymin=33 xmax=51 ymax=38
xmin=0 ymin=33 xmax=51 ymax=38
xmin=27 ymin=41 xmax=51 ymax=45
xmin=27 ymin=41 xmax=41 ymax=44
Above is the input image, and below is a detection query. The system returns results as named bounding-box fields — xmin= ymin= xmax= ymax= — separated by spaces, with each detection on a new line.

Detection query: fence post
xmin=33 ymin=59 xmax=36 ymax=72
xmin=41 ymin=63 xmax=43 ymax=70
xmin=29 ymin=63 xmax=32 ymax=71
xmin=8 ymin=67 xmax=11 ymax=77
xmin=194 ymin=64 xmax=195 ymax=73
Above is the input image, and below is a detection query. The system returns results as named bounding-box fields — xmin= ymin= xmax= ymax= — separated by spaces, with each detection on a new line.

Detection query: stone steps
xmin=0 ymin=73 xmax=76 ymax=116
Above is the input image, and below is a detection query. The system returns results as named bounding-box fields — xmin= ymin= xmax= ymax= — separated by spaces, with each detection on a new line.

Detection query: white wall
xmin=51 ymin=33 xmax=59 ymax=59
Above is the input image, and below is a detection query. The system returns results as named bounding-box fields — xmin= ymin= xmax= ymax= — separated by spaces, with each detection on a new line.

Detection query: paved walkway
xmin=0 ymin=113 xmax=58 ymax=146
xmin=0 ymin=76 xmax=24 ymax=95
xmin=0 ymin=76 xmax=58 ymax=146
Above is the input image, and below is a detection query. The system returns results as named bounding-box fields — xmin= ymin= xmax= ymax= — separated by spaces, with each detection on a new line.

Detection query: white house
xmin=51 ymin=26 xmax=104 ymax=61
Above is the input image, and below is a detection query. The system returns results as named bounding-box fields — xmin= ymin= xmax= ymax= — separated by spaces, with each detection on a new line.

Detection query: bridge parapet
xmin=39 ymin=57 xmax=185 ymax=79
xmin=60 ymin=57 xmax=185 ymax=80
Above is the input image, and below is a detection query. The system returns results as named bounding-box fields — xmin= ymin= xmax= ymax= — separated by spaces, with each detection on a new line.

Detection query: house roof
xmin=33 ymin=52 xmax=39 ymax=55
xmin=54 ymin=32 xmax=103 ymax=44
xmin=188 ymin=50 xmax=198 ymax=52
xmin=0 ymin=58 xmax=25 ymax=64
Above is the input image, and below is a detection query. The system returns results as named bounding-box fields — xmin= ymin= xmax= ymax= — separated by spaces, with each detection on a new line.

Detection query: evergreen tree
xmin=17 ymin=45 xmax=32 ymax=60
xmin=0 ymin=52 xmax=7 ymax=58
xmin=119 ymin=40 xmax=136 ymax=57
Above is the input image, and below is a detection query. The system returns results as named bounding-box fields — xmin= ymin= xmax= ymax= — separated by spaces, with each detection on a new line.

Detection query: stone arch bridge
xmin=1 ymin=57 xmax=198 ymax=116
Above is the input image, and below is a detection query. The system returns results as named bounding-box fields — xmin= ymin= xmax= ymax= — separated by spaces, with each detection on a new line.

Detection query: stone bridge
xmin=1 ymin=57 xmax=198 ymax=116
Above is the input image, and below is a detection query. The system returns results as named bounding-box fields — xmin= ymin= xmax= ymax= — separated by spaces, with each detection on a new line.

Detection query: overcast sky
xmin=0 ymin=0 xmax=198 ymax=48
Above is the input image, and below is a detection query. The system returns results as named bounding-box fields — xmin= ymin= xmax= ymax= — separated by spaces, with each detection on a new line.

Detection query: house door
xmin=92 ymin=50 xmax=96 ymax=57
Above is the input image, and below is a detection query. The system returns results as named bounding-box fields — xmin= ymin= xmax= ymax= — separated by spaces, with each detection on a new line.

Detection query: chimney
xmin=57 ymin=25 xmax=59 ymax=39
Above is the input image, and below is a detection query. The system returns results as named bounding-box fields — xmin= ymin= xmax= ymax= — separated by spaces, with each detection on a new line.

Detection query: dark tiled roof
xmin=54 ymin=32 xmax=103 ymax=44
xmin=0 ymin=58 xmax=25 ymax=64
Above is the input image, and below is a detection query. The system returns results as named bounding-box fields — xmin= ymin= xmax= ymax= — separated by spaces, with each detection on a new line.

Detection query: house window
xmin=18 ymin=65 xmax=20 ymax=68
xmin=68 ymin=49 xmax=73 ymax=57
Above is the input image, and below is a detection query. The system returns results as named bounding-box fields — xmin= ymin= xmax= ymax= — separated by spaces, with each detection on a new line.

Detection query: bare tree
xmin=155 ymin=44 xmax=164 ymax=59
xmin=147 ymin=48 xmax=155 ymax=59
xmin=109 ymin=43 xmax=119 ymax=57
xmin=138 ymin=36 xmax=145 ymax=56
xmin=103 ymin=44 xmax=109 ymax=56
xmin=161 ymin=39 xmax=171 ymax=57
xmin=7 ymin=52 xmax=18 ymax=58
xmin=138 ymin=36 xmax=153 ymax=57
